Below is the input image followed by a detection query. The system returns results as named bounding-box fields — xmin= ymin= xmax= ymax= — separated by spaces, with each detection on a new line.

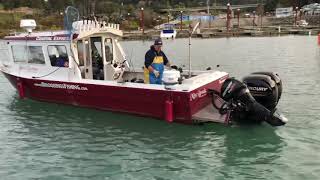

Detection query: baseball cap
xmin=154 ymin=38 xmax=163 ymax=46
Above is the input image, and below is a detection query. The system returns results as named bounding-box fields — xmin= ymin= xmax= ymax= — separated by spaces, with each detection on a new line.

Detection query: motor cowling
xmin=220 ymin=78 xmax=248 ymax=102
xmin=243 ymin=72 xmax=282 ymax=111
xmin=217 ymin=77 xmax=287 ymax=126
xmin=251 ymin=72 xmax=282 ymax=102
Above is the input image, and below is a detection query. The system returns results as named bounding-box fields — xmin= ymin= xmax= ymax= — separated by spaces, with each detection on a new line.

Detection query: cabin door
xmin=90 ymin=37 xmax=104 ymax=80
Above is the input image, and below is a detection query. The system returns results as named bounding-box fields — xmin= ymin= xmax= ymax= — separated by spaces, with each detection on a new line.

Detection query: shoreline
xmin=1 ymin=26 xmax=319 ymax=40
xmin=123 ymin=26 xmax=320 ymax=40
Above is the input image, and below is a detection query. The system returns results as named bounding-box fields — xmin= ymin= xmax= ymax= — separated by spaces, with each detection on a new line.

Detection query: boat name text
xmin=190 ymin=89 xmax=207 ymax=101
xmin=34 ymin=82 xmax=88 ymax=91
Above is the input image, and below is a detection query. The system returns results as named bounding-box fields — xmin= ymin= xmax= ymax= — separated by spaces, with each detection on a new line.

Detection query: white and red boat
xmin=0 ymin=17 xmax=287 ymax=126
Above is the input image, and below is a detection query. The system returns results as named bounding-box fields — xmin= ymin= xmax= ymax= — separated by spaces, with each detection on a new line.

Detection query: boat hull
xmin=2 ymin=72 xmax=227 ymax=124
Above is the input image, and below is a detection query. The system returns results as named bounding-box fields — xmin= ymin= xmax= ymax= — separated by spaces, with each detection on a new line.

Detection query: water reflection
xmin=4 ymin=98 xmax=285 ymax=179
xmin=210 ymin=125 xmax=285 ymax=179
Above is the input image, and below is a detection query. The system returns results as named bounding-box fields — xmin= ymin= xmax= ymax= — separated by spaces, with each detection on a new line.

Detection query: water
xmin=0 ymin=36 xmax=319 ymax=180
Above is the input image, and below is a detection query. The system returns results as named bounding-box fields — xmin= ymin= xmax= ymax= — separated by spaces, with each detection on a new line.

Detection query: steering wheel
xmin=112 ymin=60 xmax=127 ymax=80
xmin=113 ymin=72 xmax=121 ymax=80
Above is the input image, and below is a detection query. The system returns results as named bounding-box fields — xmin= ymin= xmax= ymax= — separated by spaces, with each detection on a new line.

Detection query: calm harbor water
xmin=0 ymin=36 xmax=320 ymax=180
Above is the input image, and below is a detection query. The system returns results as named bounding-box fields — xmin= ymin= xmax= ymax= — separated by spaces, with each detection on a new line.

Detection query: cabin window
xmin=48 ymin=45 xmax=69 ymax=67
xmin=0 ymin=49 xmax=9 ymax=64
xmin=11 ymin=45 xmax=45 ymax=64
xmin=77 ymin=41 xmax=84 ymax=66
xmin=11 ymin=46 xmax=27 ymax=63
xmin=0 ymin=42 xmax=9 ymax=64
xmin=90 ymin=37 xmax=103 ymax=78
xmin=27 ymin=46 xmax=45 ymax=64
xmin=104 ymin=38 xmax=113 ymax=63
xmin=104 ymin=38 xmax=113 ymax=62
xmin=91 ymin=37 xmax=103 ymax=66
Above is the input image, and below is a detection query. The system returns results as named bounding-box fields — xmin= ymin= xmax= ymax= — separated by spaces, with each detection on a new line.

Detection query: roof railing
xmin=74 ymin=20 xmax=120 ymax=34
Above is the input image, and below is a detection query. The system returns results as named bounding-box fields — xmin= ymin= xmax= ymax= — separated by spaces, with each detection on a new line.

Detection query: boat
xmin=0 ymin=8 xmax=287 ymax=126
xmin=160 ymin=24 xmax=177 ymax=39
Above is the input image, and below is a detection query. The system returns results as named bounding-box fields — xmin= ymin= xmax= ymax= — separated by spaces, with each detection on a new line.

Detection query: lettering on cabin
xmin=35 ymin=36 xmax=70 ymax=41
xmin=53 ymin=36 xmax=69 ymax=41
xmin=36 ymin=36 xmax=53 ymax=41
xmin=190 ymin=88 xmax=207 ymax=101
xmin=19 ymin=66 xmax=38 ymax=72
xmin=34 ymin=82 xmax=88 ymax=91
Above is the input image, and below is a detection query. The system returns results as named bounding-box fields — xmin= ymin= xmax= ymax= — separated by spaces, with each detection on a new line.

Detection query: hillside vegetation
xmin=0 ymin=0 xmax=318 ymax=37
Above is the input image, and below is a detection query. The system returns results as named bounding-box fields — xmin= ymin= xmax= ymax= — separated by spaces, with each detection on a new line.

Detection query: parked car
xmin=298 ymin=20 xmax=308 ymax=27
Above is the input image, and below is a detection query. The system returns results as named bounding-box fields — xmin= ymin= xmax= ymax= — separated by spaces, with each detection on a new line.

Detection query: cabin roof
xmin=3 ymin=31 xmax=71 ymax=41
xmin=3 ymin=21 xmax=122 ymax=42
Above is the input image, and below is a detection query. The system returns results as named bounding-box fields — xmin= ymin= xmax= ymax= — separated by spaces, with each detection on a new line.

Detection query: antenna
xmin=64 ymin=6 xmax=80 ymax=32
xmin=188 ymin=22 xmax=200 ymax=78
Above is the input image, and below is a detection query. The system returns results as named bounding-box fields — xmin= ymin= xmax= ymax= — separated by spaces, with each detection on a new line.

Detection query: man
xmin=144 ymin=38 xmax=171 ymax=84
xmin=56 ymin=55 xmax=69 ymax=67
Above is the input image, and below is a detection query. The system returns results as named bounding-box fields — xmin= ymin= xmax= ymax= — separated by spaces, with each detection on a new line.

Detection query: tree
xmin=265 ymin=0 xmax=279 ymax=11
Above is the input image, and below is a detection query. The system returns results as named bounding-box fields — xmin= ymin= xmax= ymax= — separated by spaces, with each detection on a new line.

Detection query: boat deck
xmin=192 ymin=104 xmax=229 ymax=124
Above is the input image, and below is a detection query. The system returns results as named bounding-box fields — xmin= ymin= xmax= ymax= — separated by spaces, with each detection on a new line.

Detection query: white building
xmin=302 ymin=3 xmax=320 ymax=15
xmin=275 ymin=7 xmax=293 ymax=18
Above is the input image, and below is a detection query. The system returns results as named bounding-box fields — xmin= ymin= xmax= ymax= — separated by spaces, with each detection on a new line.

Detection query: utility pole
xmin=237 ymin=9 xmax=240 ymax=29
xmin=88 ymin=0 xmax=91 ymax=16
xmin=140 ymin=7 xmax=144 ymax=34
xmin=180 ymin=11 xmax=183 ymax=31
xmin=207 ymin=0 xmax=211 ymax=29
xmin=227 ymin=3 xmax=231 ymax=32
xmin=295 ymin=6 xmax=298 ymax=26
xmin=253 ymin=11 xmax=256 ymax=28
xmin=214 ymin=0 xmax=217 ymax=15
xmin=83 ymin=0 xmax=85 ymax=16
xmin=120 ymin=2 xmax=123 ymax=20
xmin=207 ymin=0 xmax=210 ymax=14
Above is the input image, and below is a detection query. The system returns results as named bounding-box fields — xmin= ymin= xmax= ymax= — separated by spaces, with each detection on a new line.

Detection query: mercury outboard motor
xmin=243 ymin=72 xmax=282 ymax=110
xmin=215 ymin=76 xmax=287 ymax=126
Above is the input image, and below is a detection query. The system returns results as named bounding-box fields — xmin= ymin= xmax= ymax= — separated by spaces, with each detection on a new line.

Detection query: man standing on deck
xmin=144 ymin=38 xmax=171 ymax=84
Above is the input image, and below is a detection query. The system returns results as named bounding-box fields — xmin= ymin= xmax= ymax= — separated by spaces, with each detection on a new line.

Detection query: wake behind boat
xmin=0 ymin=7 xmax=287 ymax=126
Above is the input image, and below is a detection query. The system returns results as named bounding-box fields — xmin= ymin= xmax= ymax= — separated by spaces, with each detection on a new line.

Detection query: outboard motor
xmin=243 ymin=72 xmax=282 ymax=111
xmin=214 ymin=76 xmax=287 ymax=126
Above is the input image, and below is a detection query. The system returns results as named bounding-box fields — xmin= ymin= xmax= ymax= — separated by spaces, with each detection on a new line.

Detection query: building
xmin=275 ymin=7 xmax=293 ymax=18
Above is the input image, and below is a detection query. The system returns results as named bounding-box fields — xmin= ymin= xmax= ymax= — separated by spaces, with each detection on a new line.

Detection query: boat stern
xmin=170 ymin=71 xmax=229 ymax=124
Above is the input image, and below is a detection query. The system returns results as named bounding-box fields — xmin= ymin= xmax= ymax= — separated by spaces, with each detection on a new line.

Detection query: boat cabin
xmin=0 ymin=20 xmax=140 ymax=83
xmin=0 ymin=19 xmax=228 ymax=93
xmin=0 ymin=19 xmax=235 ymax=125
